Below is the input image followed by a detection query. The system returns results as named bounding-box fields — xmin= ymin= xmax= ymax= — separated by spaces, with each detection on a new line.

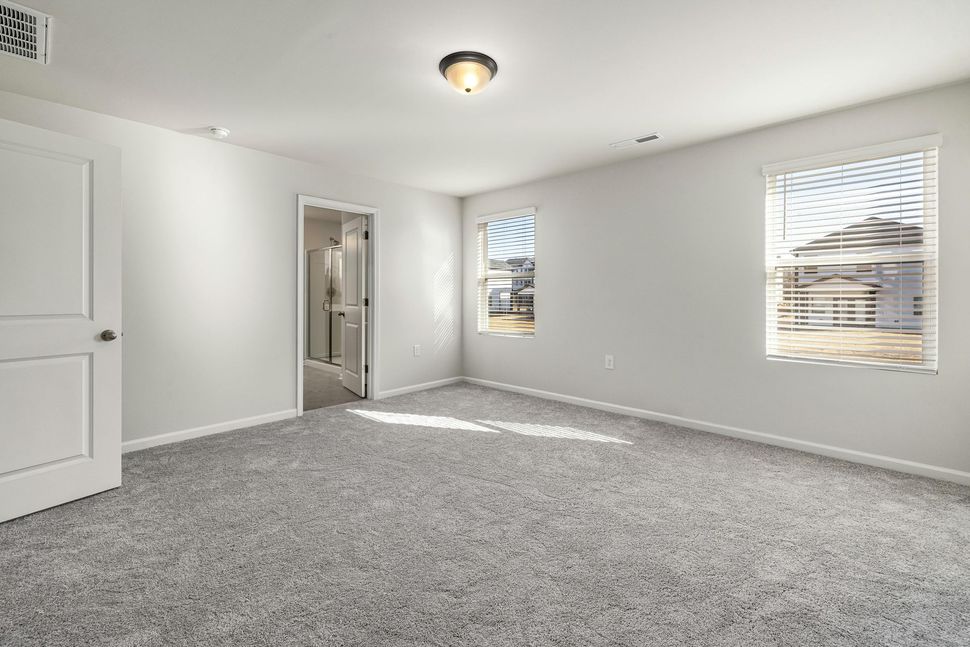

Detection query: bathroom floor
xmin=303 ymin=362 xmax=362 ymax=411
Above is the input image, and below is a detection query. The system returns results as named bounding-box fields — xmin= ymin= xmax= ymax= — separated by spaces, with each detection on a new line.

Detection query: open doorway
xmin=297 ymin=196 xmax=376 ymax=413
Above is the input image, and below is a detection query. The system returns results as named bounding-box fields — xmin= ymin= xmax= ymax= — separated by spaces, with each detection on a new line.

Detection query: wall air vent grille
xmin=0 ymin=1 xmax=50 ymax=64
xmin=609 ymin=132 xmax=663 ymax=149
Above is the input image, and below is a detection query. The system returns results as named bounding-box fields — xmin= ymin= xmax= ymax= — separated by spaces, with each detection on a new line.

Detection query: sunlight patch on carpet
xmin=477 ymin=420 xmax=632 ymax=444
xmin=348 ymin=410 xmax=497 ymax=432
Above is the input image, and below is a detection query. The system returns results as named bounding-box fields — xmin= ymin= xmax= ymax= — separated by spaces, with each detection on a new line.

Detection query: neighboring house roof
xmin=793 ymin=217 xmax=923 ymax=255
xmin=798 ymin=275 xmax=882 ymax=291
xmin=488 ymin=256 xmax=535 ymax=271
xmin=505 ymin=258 xmax=534 ymax=272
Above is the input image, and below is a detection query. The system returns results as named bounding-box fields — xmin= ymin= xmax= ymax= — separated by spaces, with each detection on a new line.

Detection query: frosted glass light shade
xmin=444 ymin=60 xmax=491 ymax=94
xmin=439 ymin=51 xmax=498 ymax=95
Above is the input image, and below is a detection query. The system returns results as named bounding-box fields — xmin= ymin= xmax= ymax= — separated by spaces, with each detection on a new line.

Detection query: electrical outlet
xmin=413 ymin=344 xmax=422 ymax=357
xmin=605 ymin=354 xmax=614 ymax=370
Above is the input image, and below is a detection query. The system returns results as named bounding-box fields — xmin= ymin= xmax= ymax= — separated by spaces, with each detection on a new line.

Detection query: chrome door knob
xmin=100 ymin=330 xmax=118 ymax=341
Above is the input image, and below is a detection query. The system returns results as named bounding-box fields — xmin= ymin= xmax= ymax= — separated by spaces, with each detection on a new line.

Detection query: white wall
xmin=0 ymin=90 xmax=462 ymax=444
xmin=463 ymin=82 xmax=970 ymax=476
xmin=304 ymin=218 xmax=341 ymax=251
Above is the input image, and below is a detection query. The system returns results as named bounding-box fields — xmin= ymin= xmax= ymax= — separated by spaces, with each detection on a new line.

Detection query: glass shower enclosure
xmin=306 ymin=245 xmax=343 ymax=366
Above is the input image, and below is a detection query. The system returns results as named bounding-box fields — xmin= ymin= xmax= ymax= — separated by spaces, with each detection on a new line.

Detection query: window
xmin=764 ymin=135 xmax=939 ymax=372
xmin=477 ymin=207 xmax=536 ymax=336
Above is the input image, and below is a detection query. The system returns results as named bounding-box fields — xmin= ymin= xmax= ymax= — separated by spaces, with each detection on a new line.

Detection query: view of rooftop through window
xmin=477 ymin=211 xmax=536 ymax=335
xmin=765 ymin=143 xmax=938 ymax=371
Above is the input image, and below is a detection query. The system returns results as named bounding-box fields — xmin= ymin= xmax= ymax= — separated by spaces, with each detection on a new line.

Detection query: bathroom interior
xmin=303 ymin=206 xmax=362 ymax=410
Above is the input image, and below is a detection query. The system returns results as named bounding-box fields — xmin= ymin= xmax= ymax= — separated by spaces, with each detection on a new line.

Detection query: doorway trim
xmin=297 ymin=194 xmax=379 ymax=414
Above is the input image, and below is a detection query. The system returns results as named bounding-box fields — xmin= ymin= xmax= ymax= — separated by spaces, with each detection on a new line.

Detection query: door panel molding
xmin=0 ymin=352 xmax=93 ymax=479
xmin=0 ymin=144 xmax=93 ymax=320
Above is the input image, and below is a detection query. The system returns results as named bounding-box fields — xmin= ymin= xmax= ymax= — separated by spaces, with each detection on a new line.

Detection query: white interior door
xmin=340 ymin=214 xmax=367 ymax=397
xmin=0 ymin=118 xmax=122 ymax=523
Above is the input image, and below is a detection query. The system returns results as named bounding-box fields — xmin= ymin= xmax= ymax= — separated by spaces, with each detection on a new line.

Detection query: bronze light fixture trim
xmin=439 ymin=51 xmax=498 ymax=94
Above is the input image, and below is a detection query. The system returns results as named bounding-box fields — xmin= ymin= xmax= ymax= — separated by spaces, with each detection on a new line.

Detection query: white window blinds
xmin=764 ymin=136 xmax=939 ymax=373
xmin=477 ymin=208 xmax=536 ymax=336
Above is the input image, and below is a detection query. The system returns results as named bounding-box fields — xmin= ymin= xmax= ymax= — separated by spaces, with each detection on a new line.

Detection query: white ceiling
xmin=2 ymin=1 xmax=969 ymax=196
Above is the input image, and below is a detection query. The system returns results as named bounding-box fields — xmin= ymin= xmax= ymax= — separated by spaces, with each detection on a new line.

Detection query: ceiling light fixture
xmin=208 ymin=126 xmax=231 ymax=139
xmin=439 ymin=51 xmax=498 ymax=95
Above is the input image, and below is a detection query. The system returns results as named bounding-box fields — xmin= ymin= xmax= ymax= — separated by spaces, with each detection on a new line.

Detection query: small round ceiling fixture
xmin=208 ymin=126 xmax=231 ymax=139
xmin=439 ymin=51 xmax=498 ymax=95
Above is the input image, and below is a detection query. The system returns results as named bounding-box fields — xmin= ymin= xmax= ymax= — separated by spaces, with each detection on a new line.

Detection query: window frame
xmin=762 ymin=135 xmax=941 ymax=374
xmin=476 ymin=206 xmax=537 ymax=338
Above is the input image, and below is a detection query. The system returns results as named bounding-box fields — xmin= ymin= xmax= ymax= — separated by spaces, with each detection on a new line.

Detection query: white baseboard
xmin=122 ymin=409 xmax=297 ymax=453
xmin=462 ymin=377 xmax=970 ymax=486
xmin=376 ymin=376 xmax=464 ymax=399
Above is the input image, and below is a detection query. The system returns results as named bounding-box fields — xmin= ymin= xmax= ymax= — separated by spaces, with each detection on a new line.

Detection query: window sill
xmin=478 ymin=331 xmax=535 ymax=339
xmin=766 ymin=354 xmax=937 ymax=375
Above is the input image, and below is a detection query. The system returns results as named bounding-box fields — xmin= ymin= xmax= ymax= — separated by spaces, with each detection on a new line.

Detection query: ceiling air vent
xmin=609 ymin=132 xmax=663 ymax=149
xmin=0 ymin=1 xmax=50 ymax=64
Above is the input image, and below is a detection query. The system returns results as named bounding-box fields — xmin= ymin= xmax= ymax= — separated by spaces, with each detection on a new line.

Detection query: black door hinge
xmin=363 ymin=230 xmax=369 ymax=240
xmin=365 ymin=364 xmax=369 ymax=374
xmin=363 ymin=297 xmax=369 ymax=307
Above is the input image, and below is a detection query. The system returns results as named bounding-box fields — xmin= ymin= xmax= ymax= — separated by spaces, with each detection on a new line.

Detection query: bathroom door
xmin=340 ymin=214 xmax=367 ymax=397
xmin=0 ymin=118 xmax=122 ymax=522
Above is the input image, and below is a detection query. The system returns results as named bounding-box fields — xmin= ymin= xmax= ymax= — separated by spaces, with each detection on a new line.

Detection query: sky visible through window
xmin=486 ymin=215 xmax=535 ymax=263
xmin=772 ymin=152 xmax=926 ymax=257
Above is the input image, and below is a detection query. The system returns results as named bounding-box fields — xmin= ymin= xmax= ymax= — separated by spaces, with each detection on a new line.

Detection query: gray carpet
xmin=2 ymin=383 xmax=969 ymax=646
xmin=303 ymin=363 xmax=362 ymax=411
